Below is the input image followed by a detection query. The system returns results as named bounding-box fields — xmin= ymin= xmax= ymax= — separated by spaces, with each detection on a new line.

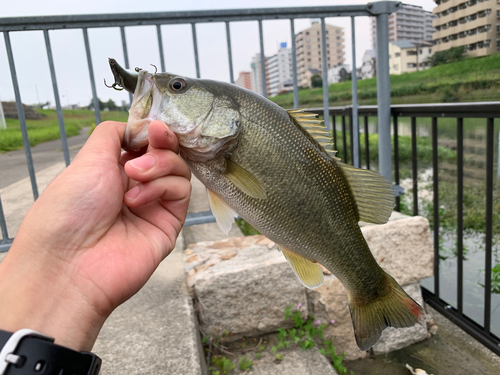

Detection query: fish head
xmin=112 ymin=60 xmax=241 ymax=161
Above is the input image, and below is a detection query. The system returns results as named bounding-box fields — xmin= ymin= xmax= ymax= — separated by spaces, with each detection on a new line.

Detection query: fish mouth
xmin=122 ymin=69 xmax=164 ymax=152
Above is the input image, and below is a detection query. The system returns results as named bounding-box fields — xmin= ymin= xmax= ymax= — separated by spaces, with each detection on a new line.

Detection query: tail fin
xmin=348 ymin=274 xmax=426 ymax=351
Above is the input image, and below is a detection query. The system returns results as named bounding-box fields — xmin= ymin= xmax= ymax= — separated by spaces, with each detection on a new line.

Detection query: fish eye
xmin=171 ymin=79 xmax=186 ymax=91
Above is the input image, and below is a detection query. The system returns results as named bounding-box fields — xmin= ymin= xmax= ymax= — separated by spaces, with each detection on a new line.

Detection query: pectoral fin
xmin=224 ymin=159 xmax=266 ymax=199
xmin=206 ymin=188 xmax=237 ymax=235
xmin=280 ymin=246 xmax=324 ymax=289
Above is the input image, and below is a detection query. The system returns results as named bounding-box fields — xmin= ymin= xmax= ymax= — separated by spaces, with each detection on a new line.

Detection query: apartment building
xmin=432 ymin=0 xmax=500 ymax=57
xmin=250 ymin=53 xmax=270 ymax=97
xmin=295 ymin=21 xmax=345 ymax=88
xmin=235 ymin=71 xmax=252 ymax=91
xmin=267 ymin=46 xmax=293 ymax=97
xmin=389 ymin=41 xmax=434 ymax=75
xmin=371 ymin=4 xmax=436 ymax=48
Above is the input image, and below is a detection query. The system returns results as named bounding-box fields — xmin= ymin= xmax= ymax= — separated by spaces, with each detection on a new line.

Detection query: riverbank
xmin=270 ymin=54 xmax=500 ymax=108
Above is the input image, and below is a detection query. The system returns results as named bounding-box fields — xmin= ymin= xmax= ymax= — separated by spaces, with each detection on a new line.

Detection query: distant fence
xmin=312 ymin=102 xmax=500 ymax=356
xmin=0 ymin=1 xmax=401 ymax=250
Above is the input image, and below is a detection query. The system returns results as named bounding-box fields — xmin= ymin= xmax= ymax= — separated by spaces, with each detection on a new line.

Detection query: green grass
xmin=0 ymin=109 xmax=129 ymax=152
xmin=270 ymin=54 xmax=500 ymax=108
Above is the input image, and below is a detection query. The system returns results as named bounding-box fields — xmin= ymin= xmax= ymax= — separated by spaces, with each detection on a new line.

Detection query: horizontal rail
xmin=0 ymin=3 xmax=401 ymax=31
xmin=309 ymin=102 xmax=500 ymax=118
xmin=422 ymin=287 xmax=500 ymax=356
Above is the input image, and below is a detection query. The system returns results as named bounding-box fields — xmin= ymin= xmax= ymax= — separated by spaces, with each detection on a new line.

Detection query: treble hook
xmin=104 ymin=78 xmax=124 ymax=91
xmin=150 ymin=64 xmax=158 ymax=74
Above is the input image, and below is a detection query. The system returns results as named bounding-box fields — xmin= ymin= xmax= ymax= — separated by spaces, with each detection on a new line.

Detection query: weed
xmin=239 ymin=356 xmax=253 ymax=371
xmin=276 ymin=305 xmax=353 ymax=375
xmin=210 ymin=355 xmax=235 ymax=375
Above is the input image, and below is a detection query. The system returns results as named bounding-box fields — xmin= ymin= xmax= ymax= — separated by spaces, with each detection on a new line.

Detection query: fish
xmin=108 ymin=58 xmax=426 ymax=351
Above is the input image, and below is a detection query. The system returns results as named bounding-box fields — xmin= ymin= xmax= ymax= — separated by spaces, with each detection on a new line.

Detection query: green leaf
xmin=285 ymin=305 xmax=292 ymax=320
xmin=256 ymin=352 xmax=262 ymax=360
xmin=239 ymin=356 xmax=253 ymax=371
xmin=258 ymin=345 xmax=265 ymax=351
xmin=272 ymin=346 xmax=277 ymax=353
xmin=275 ymin=353 xmax=283 ymax=361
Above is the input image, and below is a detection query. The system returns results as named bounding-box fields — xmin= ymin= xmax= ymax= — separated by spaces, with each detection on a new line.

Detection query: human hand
xmin=0 ymin=120 xmax=191 ymax=351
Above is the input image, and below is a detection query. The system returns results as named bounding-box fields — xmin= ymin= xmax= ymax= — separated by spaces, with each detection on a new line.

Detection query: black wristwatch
xmin=0 ymin=329 xmax=101 ymax=375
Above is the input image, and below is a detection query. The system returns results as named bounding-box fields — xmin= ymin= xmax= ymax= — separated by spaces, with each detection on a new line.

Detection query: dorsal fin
xmin=339 ymin=162 xmax=394 ymax=224
xmin=287 ymin=109 xmax=340 ymax=161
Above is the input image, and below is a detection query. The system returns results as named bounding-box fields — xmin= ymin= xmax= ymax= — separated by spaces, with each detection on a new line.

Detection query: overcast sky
xmin=0 ymin=0 xmax=436 ymax=107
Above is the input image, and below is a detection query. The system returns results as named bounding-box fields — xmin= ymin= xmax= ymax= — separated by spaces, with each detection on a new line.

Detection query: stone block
xmin=184 ymin=236 xmax=308 ymax=341
xmin=362 ymin=215 xmax=434 ymax=286
xmin=372 ymin=283 xmax=429 ymax=354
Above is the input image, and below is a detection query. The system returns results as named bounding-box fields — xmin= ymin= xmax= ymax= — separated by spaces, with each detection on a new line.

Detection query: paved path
xmin=0 ymin=127 xmax=90 ymax=189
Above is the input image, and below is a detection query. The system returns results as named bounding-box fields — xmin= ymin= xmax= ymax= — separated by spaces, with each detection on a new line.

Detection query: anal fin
xmin=280 ymin=246 xmax=324 ymax=289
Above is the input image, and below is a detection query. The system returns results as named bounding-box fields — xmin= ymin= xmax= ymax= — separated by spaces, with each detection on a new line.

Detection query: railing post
xmin=43 ymin=29 xmax=70 ymax=167
xmin=350 ymin=16 xmax=360 ymax=168
xmin=370 ymin=1 xmax=401 ymax=182
xmin=4 ymin=31 xmax=39 ymax=200
xmin=82 ymin=28 xmax=101 ymax=126
xmin=156 ymin=25 xmax=166 ymax=73
xmin=191 ymin=23 xmax=201 ymax=79
xmin=120 ymin=26 xmax=133 ymax=105
xmin=225 ymin=21 xmax=234 ymax=84
xmin=290 ymin=18 xmax=299 ymax=109
xmin=320 ymin=18 xmax=329 ymax=131
xmin=375 ymin=12 xmax=391 ymax=181
xmin=258 ymin=20 xmax=267 ymax=98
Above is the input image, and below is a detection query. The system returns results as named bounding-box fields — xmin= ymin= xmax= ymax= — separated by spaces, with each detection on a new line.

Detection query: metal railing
xmin=312 ymin=102 xmax=500 ymax=356
xmin=0 ymin=2 xmax=498 ymax=359
xmin=0 ymin=2 xmax=401 ymax=252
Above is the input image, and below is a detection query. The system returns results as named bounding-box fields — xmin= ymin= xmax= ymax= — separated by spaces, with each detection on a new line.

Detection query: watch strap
xmin=0 ymin=329 xmax=101 ymax=375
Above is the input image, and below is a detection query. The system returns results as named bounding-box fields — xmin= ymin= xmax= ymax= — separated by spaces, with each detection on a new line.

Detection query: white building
xmin=250 ymin=53 xmax=269 ymax=97
xmin=360 ymin=49 xmax=376 ymax=79
xmin=327 ymin=63 xmax=351 ymax=84
xmin=371 ymin=3 xmax=436 ymax=48
xmin=389 ymin=41 xmax=434 ymax=75
xmin=267 ymin=45 xmax=293 ymax=97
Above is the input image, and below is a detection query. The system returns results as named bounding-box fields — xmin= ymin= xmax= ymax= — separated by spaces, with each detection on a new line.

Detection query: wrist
xmin=0 ymin=246 xmax=107 ymax=352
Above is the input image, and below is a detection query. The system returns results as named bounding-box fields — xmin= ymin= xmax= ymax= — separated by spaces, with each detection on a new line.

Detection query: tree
xmin=311 ymin=74 xmax=323 ymax=88
xmin=429 ymin=46 xmax=466 ymax=67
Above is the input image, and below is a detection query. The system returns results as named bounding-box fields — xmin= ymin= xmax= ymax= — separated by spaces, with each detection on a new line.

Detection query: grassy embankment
xmin=0 ymin=109 xmax=129 ymax=153
xmin=270 ymin=53 xmax=500 ymax=108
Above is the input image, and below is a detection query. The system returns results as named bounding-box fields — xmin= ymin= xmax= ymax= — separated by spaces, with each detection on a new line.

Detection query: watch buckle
xmin=0 ymin=329 xmax=54 ymax=374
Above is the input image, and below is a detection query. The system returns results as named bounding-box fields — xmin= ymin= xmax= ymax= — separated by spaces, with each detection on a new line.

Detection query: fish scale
xmin=109 ymin=58 xmax=426 ymax=351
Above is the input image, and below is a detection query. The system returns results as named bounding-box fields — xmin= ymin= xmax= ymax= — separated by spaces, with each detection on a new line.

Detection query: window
xmin=307 ymin=45 xmax=311 ymax=49
xmin=318 ymin=38 xmax=320 ymax=41
xmin=393 ymin=64 xmax=399 ymax=70
xmin=307 ymin=52 xmax=311 ymax=55
xmin=395 ymin=52 xmax=401 ymax=57
xmin=406 ymin=50 xmax=417 ymax=56
xmin=306 ymin=38 xmax=310 ymax=42
xmin=306 ymin=32 xmax=309 ymax=35
xmin=407 ymin=63 xmax=416 ymax=68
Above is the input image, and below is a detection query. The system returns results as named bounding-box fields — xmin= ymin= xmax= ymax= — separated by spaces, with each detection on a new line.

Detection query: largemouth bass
xmin=108 ymin=58 xmax=425 ymax=350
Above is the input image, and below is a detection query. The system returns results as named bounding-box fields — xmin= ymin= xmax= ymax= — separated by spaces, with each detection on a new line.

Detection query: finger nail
xmin=125 ymin=185 xmax=140 ymax=200
xmin=130 ymin=154 xmax=156 ymax=171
